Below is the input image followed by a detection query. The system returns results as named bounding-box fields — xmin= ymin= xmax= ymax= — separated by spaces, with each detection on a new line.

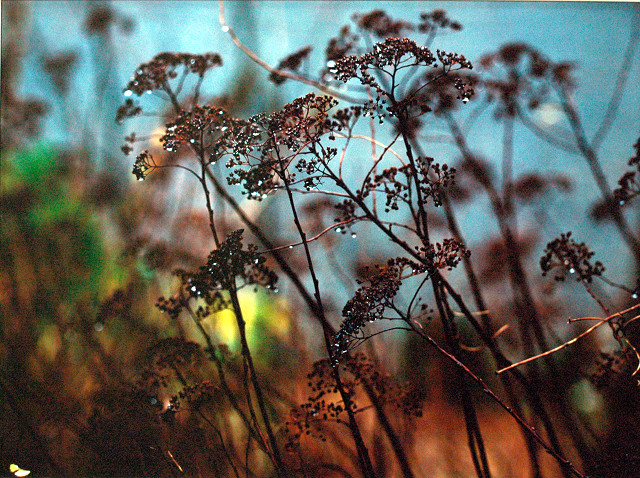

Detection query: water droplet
xmin=254 ymin=258 xmax=259 ymax=264
xmin=335 ymin=227 xmax=342 ymax=233
xmin=351 ymin=232 xmax=357 ymax=238
xmin=190 ymin=139 xmax=195 ymax=143
xmin=137 ymin=177 xmax=144 ymax=181
xmin=191 ymin=286 xmax=197 ymax=292
xmin=124 ymin=90 xmax=132 ymax=97
xmin=221 ymin=126 xmax=228 ymax=131
xmin=94 ymin=323 xmax=104 ymax=332
xmin=150 ymin=397 xmax=158 ymax=405
xmin=146 ymin=90 xmax=152 ymax=94
xmin=569 ymin=268 xmax=576 ymax=274
xmin=633 ymin=293 xmax=639 ymax=299
xmin=273 ymin=288 xmax=279 ymax=293
xmin=462 ymin=97 xmax=470 ymax=104
xmin=620 ymin=200 xmax=625 ymax=206
xmin=221 ymin=25 xmax=230 ymax=32
xmin=326 ymin=60 xmax=336 ymax=68
xmin=289 ymin=245 xmax=293 ymax=249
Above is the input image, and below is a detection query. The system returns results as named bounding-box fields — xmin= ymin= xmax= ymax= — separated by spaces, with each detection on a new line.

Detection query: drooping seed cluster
xmin=332 ymin=260 xmax=404 ymax=361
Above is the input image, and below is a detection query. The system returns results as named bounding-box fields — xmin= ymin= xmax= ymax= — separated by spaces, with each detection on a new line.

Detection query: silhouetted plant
xmin=6 ymin=4 xmax=640 ymax=478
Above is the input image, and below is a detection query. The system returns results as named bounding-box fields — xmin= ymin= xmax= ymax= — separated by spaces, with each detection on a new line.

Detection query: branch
xmin=497 ymin=303 xmax=640 ymax=375
xmin=218 ymin=0 xmax=363 ymax=104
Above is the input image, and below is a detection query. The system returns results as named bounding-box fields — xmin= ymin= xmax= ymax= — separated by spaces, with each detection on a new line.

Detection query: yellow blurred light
xmin=149 ymin=126 xmax=166 ymax=148
xmin=10 ymin=464 xmax=31 ymax=477
xmin=210 ymin=289 xmax=290 ymax=348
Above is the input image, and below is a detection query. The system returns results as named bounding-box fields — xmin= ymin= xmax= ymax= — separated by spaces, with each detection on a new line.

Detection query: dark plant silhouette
xmin=3 ymin=4 xmax=640 ymax=478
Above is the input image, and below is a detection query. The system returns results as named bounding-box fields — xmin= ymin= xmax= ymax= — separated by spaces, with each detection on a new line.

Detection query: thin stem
xmin=406 ymin=323 xmax=585 ymax=478
xmin=497 ymin=303 xmax=640 ymax=375
xmin=198 ymin=159 xmax=285 ymax=474
xmin=276 ymin=151 xmax=377 ymax=478
xmin=591 ymin=10 xmax=640 ymax=150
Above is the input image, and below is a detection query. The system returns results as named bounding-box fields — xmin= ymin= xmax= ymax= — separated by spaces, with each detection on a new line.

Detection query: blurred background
xmin=2 ymin=1 xmax=640 ymax=477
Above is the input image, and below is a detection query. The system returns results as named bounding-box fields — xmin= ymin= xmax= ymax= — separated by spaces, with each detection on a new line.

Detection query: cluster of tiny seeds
xmin=540 ymin=232 xmax=605 ymax=283
xmin=422 ymin=238 xmax=471 ymax=272
xmin=418 ymin=9 xmax=463 ymax=33
xmin=161 ymin=105 xmax=230 ymax=154
xmin=353 ymin=10 xmax=414 ymax=38
xmin=184 ymin=229 xmax=278 ymax=297
xmin=285 ymin=351 xmax=426 ymax=452
xmin=132 ymin=150 xmax=155 ymax=181
xmin=614 ymin=138 xmax=640 ymax=207
xmin=115 ymin=98 xmax=142 ymax=125
xmin=332 ymin=260 xmax=404 ymax=361
xmin=123 ymin=52 xmax=222 ymax=97
xmin=227 ymin=94 xmax=342 ymax=199
xmin=591 ymin=350 xmax=637 ymax=389
xmin=269 ymin=46 xmax=312 ymax=85
xmin=146 ymin=337 xmax=201 ymax=371
xmin=480 ymin=43 xmax=575 ymax=116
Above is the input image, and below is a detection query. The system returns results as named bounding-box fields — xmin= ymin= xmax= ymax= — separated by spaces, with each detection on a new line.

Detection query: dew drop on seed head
xmin=124 ymin=90 xmax=132 ymax=97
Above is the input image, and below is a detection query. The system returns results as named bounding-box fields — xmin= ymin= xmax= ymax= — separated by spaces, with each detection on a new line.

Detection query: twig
xmin=497 ymin=303 xmax=640 ymax=375
xmin=217 ymin=0 xmax=363 ymax=104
